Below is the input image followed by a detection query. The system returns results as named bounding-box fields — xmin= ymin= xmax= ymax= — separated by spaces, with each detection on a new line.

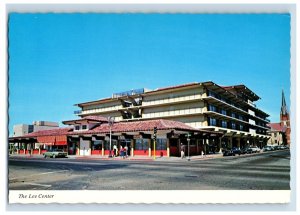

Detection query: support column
xmin=205 ymin=139 xmax=209 ymax=155
xmin=237 ymin=137 xmax=241 ymax=148
xmin=228 ymin=137 xmax=233 ymax=149
xmin=166 ymin=139 xmax=170 ymax=157
xmin=102 ymin=142 xmax=104 ymax=156
xmin=131 ymin=139 xmax=134 ymax=157
xmin=218 ymin=137 xmax=222 ymax=153
xmin=17 ymin=142 xmax=20 ymax=154
xmin=148 ymin=139 xmax=151 ymax=157
xmin=196 ymin=139 xmax=199 ymax=155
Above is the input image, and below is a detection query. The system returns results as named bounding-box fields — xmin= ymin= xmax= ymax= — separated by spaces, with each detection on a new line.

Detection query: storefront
xmin=9 ymin=116 xmax=224 ymax=157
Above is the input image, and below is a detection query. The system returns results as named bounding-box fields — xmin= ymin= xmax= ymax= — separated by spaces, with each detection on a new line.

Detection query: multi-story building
xmin=13 ymin=121 xmax=59 ymax=137
xmin=74 ymin=81 xmax=270 ymax=149
xmin=9 ymin=81 xmax=270 ymax=157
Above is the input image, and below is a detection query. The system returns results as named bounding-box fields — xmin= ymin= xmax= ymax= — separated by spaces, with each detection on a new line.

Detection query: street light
xmin=186 ymin=133 xmax=191 ymax=161
xmin=108 ymin=116 xmax=115 ymax=158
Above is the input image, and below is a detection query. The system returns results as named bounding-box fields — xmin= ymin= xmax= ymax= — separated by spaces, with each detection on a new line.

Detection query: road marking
xmin=10 ymin=170 xmax=69 ymax=181
xmin=23 ymin=182 xmax=52 ymax=188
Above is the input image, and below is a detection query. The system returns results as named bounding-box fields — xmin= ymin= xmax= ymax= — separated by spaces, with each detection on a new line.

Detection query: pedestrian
xmin=120 ymin=145 xmax=124 ymax=159
xmin=124 ymin=145 xmax=128 ymax=158
xmin=113 ymin=144 xmax=117 ymax=157
xmin=180 ymin=143 xmax=185 ymax=159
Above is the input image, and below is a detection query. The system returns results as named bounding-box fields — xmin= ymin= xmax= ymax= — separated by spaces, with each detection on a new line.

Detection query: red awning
xmin=55 ymin=135 xmax=67 ymax=145
xmin=37 ymin=136 xmax=55 ymax=145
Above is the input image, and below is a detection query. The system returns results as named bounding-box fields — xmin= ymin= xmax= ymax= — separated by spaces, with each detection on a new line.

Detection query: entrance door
xmin=120 ymin=139 xmax=131 ymax=156
xmin=169 ymin=138 xmax=179 ymax=157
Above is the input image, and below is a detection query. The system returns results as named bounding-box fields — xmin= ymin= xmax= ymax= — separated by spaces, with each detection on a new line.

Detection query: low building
xmin=267 ymin=123 xmax=285 ymax=145
xmin=9 ymin=116 xmax=222 ymax=157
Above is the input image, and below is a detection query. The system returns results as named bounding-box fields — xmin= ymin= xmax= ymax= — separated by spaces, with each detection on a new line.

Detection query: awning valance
xmin=55 ymin=135 xmax=67 ymax=145
xmin=37 ymin=136 xmax=55 ymax=144
xmin=37 ymin=135 xmax=67 ymax=146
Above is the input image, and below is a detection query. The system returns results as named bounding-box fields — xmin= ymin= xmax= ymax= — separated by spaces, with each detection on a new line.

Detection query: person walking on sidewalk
xmin=124 ymin=145 xmax=128 ymax=158
xmin=113 ymin=144 xmax=117 ymax=157
xmin=180 ymin=143 xmax=185 ymax=159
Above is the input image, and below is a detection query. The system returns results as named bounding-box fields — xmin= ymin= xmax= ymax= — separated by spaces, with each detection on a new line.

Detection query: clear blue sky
xmin=8 ymin=13 xmax=291 ymax=135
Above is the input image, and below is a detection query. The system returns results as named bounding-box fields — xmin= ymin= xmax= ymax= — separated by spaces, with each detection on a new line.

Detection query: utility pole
xmin=153 ymin=127 xmax=157 ymax=160
xmin=108 ymin=116 xmax=115 ymax=158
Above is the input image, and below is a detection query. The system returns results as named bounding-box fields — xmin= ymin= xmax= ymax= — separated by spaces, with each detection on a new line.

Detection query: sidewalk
xmin=9 ymin=153 xmax=223 ymax=162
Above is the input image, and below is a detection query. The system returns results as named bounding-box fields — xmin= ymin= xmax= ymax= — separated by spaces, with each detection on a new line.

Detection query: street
xmin=8 ymin=150 xmax=290 ymax=190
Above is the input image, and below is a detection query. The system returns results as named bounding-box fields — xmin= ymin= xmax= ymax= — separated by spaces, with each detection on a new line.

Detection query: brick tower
xmin=280 ymin=90 xmax=290 ymax=145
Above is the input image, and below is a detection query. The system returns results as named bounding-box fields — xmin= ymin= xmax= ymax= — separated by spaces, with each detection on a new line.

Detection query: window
xmin=82 ymin=125 xmax=87 ymax=130
xmin=231 ymin=122 xmax=236 ymax=130
xmin=156 ymin=139 xmax=167 ymax=150
xmin=104 ymin=140 xmax=110 ymax=150
xmin=75 ymin=125 xmax=80 ymax=130
xmin=208 ymin=104 xmax=217 ymax=112
xmin=208 ymin=90 xmax=216 ymax=97
xmin=221 ymin=109 xmax=227 ymax=115
xmin=221 ymin=120 xmax=227 ymax=128
xmin=92 ymin=140 xmax=102 ymax=150
xmin=240 ymin=125 xmax=244 ymax=131
xmin=231 ymin=113 xmax=236 ymax=118
xmin=209 ymin=118 xmax=217 ymax=126
xmin=135 ymin=139 xmax=149 ymax=150
xmin=239 ymin=115 xmax=244 ymax=121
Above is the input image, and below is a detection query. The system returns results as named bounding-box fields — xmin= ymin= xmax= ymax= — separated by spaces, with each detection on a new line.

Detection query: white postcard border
xmin=9 ymin=190 xmax=290 ymax=204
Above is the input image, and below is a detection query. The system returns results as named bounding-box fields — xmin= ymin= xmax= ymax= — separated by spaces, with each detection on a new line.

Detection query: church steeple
xmin=281 ymin=90 xmax=288 ymax=116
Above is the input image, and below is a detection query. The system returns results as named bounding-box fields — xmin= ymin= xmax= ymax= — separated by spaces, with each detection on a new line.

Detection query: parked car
xmin=250 ymin=146 xmax=260 ymax=153
xmin=223 ymin=147 xmax=241 ymax=156
xmin=241 ymin=146 xmax=259 ymax=154
xmin=278 ymin=145 xmax=289 ymax=150
xmin=43 ymin=149 xmax=67 ymax=158
xmin=223 ymin=149 xmax=234 ymax=156
xmin=281 ymin=145 xmax=290 ymax=150
xmin=263 ymin=146 xmax=274 ymax=152
xmin=241 ymin=147 xmax=252 ymax=154
xmin=232 ymin=147 xmax=242 ymax=155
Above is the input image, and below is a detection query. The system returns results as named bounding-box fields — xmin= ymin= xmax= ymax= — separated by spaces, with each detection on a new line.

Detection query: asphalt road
xmin=8 ymin=150 xmax=290 ymax=190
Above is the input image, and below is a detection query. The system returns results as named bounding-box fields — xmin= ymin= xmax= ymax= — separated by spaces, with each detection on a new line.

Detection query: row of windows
xmin=91 ymin=139 xmax=168 ymax=150
xmin=207 ymin=90 xmax=248 ymax=112
xmin=208 ymin=104 xmax=246 ymax=121
xmin=207 ymin=90 xmax=268 ymax=122
xmin=208 ymin=117 xmax=267 ymax=135
xmin=208 ymin=117 xmax=246 ymax=131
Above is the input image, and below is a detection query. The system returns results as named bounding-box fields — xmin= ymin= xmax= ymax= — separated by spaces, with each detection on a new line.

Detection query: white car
xmin=250 ymin=146 xmax=260 ymax=153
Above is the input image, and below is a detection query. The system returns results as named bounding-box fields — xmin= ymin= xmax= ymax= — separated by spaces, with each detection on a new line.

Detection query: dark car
xmin=241 ymin=147 xmax=253 ymax=154
xmin=232 ymin=147 xmax=242 ymax=155
xmin=273 ymin=145 xmax=280 ymax=150
xmin=263 ymin=146 xmax=274 ymax=152
xmin=223 ymin=147 xmax=241 ymax=156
